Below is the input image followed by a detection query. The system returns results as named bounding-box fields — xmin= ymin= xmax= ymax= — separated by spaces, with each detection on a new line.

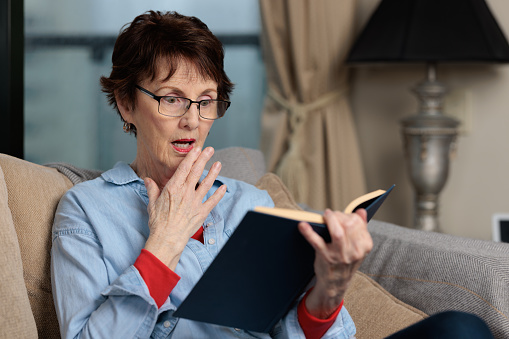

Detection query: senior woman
xmin=50 ymin=10 xmax=370 ymax=339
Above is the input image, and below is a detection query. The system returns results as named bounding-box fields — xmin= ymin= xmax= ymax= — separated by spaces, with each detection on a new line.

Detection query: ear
xmin=115 ymin=92 xmax=134 ymax=124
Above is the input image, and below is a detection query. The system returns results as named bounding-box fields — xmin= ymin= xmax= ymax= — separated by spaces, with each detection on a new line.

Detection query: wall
xmin=350 ymin=0 xmax=509 ymax=241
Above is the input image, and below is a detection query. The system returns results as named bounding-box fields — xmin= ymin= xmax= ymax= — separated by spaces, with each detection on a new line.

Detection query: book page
xmin=255 ymin=188 xmax=387 ymax=223
xmin=343 ymin=189 xmax=385 ymax=214
xmin=254 ymin=206 xmax=324 ymax=224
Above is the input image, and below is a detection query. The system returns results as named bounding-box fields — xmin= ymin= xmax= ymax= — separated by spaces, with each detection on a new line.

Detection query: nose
xmin=179 ymin=102 xmax=200 ymax=130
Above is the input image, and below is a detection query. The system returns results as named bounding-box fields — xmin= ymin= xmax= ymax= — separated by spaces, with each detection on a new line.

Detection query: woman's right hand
xmin=143 ymin=146 xmax=226 ymax=270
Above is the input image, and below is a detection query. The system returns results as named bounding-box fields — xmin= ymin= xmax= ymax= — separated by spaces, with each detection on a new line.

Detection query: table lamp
xmin=347 ymin=0 xmax=509 ymax=231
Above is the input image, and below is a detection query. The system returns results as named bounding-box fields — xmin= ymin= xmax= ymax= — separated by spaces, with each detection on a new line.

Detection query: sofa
xmin=1 ymin=147 xmax=508 ymax=338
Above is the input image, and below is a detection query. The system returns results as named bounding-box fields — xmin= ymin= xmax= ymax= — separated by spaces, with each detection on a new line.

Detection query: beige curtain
xmin=259 ymin=0 xmax=366 ymax=211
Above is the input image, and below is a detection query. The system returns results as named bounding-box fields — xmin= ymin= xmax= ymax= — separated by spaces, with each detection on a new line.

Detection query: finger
xmin=169 ymin=146 xmax=203 ymax=185
xmin=186 ymin=147 xmax=215 ymax=186
xmin=336 ymin=210 xmax=373 ymax=261
xmin=144 ymin=177 xmax=162 ymax=214
xmin=298 ymin=221 xmax=328 ymax=253
xmin=341 ymin=211 xmax=369 ymax=242
xmin=323 ymin=209 xmax=347 ymax=247
xmin=355 ymin=208 xmax=368 ymax=224
xmin=202 ymin=184 xmax=227 ymax=213
xmin=144 ymin=177 xmax=161 ymax=203
xmin=196 ymin=161 xmax=222 ymax=196
xmin=353 ymin=209 xmax=373 ymax=255
xmin=323 ymin=210 xmax=369 ymax=264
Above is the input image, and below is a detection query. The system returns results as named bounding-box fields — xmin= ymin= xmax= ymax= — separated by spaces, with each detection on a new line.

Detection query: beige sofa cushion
xmin=0 ymin=154 xmax=73 ymax=339
xmin=0 ymin=163 xmax=38 ymax=338
xmin=256 ymin=173 xmax=427 ymax=339
xmin=344 ymin=271 xmax=427 ymax=339
xmin=256 ymin=172 xmax=302 ymax=210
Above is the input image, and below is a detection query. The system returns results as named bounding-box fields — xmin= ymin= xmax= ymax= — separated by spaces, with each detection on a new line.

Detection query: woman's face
xmin=120 ymin=60 xmax=217 ymax=180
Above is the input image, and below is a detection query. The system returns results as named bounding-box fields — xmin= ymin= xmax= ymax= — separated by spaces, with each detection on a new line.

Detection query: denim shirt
xmin=51 ymin=162 xmax=356 ymax=339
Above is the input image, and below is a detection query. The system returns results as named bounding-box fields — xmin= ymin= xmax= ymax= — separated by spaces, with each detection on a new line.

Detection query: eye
xmin=199 ymin=100 xmax=212 ymax=108
xmin=162 ymin=96 xmax=181 ymax=105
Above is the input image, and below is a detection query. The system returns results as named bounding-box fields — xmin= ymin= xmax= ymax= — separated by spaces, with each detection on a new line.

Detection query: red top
xmin=134 ymin=227 xmax=340 ymax=338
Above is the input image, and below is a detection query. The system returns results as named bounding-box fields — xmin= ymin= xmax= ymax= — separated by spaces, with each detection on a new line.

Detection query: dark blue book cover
xmin=174 ymin=185 xmax=395 ymax=332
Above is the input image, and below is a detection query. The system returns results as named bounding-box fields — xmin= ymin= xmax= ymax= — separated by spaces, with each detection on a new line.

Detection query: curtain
xmin=258 ymin=0 xmax=366 ymax=211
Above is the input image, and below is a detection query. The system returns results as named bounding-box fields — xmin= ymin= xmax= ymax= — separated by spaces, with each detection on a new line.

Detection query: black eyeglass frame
xmin=135 ymin=85 xmax=231 ymax=120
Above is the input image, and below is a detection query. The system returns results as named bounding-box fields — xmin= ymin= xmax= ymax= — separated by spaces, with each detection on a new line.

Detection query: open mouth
xmin=171 ymin=139 xmax=196 ymax=153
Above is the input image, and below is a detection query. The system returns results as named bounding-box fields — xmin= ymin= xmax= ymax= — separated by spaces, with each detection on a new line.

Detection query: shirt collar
xmin=101 ymin=162 xmax=142 ymax=185
xmin=101 ymin=161 xmax=228 ymax=191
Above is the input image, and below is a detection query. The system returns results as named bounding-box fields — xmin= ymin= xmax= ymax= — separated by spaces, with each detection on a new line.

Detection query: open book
xmin=254 ymin=185 xmax=394 ymax=225
xmin=174 ymin=185 xmax=395 ymax=333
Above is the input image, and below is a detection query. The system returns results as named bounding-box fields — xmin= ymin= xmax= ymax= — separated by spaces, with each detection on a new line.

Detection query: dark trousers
xmin=386 ymin=311 xmax=493 ymax=339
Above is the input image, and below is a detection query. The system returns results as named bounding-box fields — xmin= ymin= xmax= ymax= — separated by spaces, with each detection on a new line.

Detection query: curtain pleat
xmin=259 ymin=0 xmax=366 ymax=211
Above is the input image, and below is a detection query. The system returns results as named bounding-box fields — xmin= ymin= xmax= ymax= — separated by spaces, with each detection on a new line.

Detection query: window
xmin=24 ymin=0 xmax=265 ymax=169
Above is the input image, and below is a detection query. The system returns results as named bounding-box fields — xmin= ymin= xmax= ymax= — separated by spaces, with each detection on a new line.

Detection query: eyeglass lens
xmin=159 ymin=97 xmax=228 ymax=119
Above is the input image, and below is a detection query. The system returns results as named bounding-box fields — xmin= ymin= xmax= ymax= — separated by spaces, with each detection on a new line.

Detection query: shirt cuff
xmin=134 ymin=249 xmax=180 ymax=308
xmin=297 ymin=289 xmax=343 ymax=339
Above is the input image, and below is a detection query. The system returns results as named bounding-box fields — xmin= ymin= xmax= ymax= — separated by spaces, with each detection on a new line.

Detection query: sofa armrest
xmin=0 ymin=154 xmax=73 ymax=338
xmin=361 ymin=220 xmax=509 ymax=338
xmin=0 ymin=160 xmax=38 ymax=338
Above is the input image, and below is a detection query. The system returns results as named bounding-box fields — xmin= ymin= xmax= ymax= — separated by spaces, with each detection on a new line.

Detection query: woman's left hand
xmin=298 ymin=208 xmax=372 ymax=319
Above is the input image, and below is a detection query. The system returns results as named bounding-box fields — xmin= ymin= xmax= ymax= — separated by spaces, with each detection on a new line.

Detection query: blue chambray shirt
xmin=51 ymin=162 xmax=356 ymax=339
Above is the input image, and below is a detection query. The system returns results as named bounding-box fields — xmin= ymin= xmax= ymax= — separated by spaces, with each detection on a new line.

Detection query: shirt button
xmin=208 ymin=238 xmax=216 ymax=245
xmin=163 ymin=320 xmax=171 ymax=328
xmin=234 ymin=328 xmax=241 ymax=331
xmin=206 ymin=222 xmax=213 ymax=227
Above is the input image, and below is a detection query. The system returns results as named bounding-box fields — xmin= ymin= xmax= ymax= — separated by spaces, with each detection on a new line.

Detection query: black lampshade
xmin=347 ymin=0 xmax=509 ymax=63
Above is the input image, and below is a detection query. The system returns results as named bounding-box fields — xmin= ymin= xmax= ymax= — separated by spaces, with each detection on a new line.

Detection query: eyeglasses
xmin=136 ymin=85 xmax=230 ymax=120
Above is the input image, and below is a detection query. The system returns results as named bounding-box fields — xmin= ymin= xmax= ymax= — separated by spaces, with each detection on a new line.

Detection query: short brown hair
xmin=100 ymin=11 xmax=234 ymax=132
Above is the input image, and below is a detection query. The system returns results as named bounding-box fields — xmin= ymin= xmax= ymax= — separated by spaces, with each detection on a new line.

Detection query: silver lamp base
xmin=401 ymin=63 xmax=459 ymax=232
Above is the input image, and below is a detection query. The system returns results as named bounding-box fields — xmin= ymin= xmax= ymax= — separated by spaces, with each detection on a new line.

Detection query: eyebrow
xmin=156 ymin=86 xmax=218 ymax=98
